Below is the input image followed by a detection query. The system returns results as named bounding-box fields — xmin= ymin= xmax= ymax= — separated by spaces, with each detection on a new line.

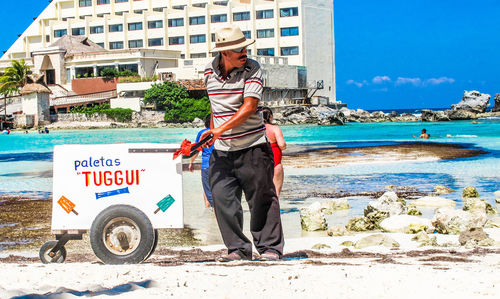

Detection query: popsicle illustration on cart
xmin=57 ymin=196 xmax=79 ymax=215
xmin=154 ymin=194 xmax=176 ymax=214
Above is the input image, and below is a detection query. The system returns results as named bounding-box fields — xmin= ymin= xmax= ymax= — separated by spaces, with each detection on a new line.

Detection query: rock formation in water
xmin=493 ymin=94 xmax=500 ymax=112
xmin=451 ymin=90 xmax=490 ymax=113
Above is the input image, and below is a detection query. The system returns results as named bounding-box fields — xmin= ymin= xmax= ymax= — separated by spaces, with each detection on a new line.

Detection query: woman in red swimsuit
xmin=262 ymin=107 xmax=286 ymax=197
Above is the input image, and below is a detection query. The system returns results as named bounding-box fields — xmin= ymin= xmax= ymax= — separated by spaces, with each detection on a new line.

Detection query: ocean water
xmin=0 ymin=118 xmax=499 ymax=242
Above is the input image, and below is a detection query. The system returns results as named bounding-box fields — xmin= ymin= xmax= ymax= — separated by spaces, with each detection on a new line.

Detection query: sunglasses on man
xmin=231 ymin=47 xmax=246 ymax=53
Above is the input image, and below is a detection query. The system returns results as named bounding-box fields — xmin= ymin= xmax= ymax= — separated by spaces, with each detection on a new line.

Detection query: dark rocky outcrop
xmin=446 ymin=109 xmax=477 ymax=120
xmin=421 ymin=109 xmax=450 ymax=122
xmin=493 ymin=94 xmax=500 ymax=112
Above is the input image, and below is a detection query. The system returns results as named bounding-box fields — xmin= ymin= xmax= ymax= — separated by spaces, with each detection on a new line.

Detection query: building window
xmin=189 ymin=16 xmax=205 ymax=25
xmin=192 ymin=3 xmax=207 ymax=8
xmin=211 ymin=33 xmax=215 ymax=42
xmin=148 ymin=38 xmax=164 ymax=46
xmin=134 ymin=9 xmax=144 ymax=14
xmin=96 ymin=42 xmax=105 ymax=48
xmin=79 ymin=0 xmax=92 ymax=7
xmin=233 ymin=11 xmax=250 ymax=21
xmin=97 ymin=0 xmax=110 ymax=4
xmin=280 ymin=7 xmax=299 ymax=17
xmin=90 ymin=26 xmax=104 ymax=34
xmin=128 ymin=39 xmax=143 ymax=48
xmin=257 ymin=48 xmax=274 ymax=56
xmin=281 ymin=46 xmax=299 ymax=56
xmin=115 ymin=0 xmax=128 ymax=3
xmin=242 ymin=31 xmax=251 ymax=39
xmin=168 ymin=18 xmax=184 ymax=27
xmin=190 ymin=34 xmax=206 ymax=44
xmin=257 ymin=29 xmax=274 ymax=38
xmin=169 ymin=36 xmax=184 ymax=45
xmin=115 ymin=11 xmax=124 ymax=16
xmin=153 ymin=7 xmax=164 ymax=12
xmin=211 ymin=14 xmax=227 ymax=23
xmin=109 ymin=41 xmax=124 ymax=49
xmin=191 ymin=53 xmax=207 ymax=59
xmin=54 ymin=29 xmax=67 ymax=38
xmin=247 ymin=49 xmax=252 ymax=56
xmin=256 ymin=9 xmax=273 ymax=19
xmin=280 ymin=27 xmax=299 ymax=36
xmin=46 ymin=35 xmax=50 ymax=43
xmin=128 ymin=22 xmax=143 ymax=31
xmin=71 ymin=27 xmax=85 ymax=36
xmin=119 ymin=64 xmax=138 ymax=73
xmin=148 ymin=20 xmax=163 ymax=29
xmin=173 ymin=5 xmax=185 ymax=10
xmin=109 ymin=24 xmax=123 ymax=32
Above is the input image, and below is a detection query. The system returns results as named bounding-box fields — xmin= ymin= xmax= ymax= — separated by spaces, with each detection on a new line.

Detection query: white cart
xmin=39 ymin=143 xmax=183 ymax=264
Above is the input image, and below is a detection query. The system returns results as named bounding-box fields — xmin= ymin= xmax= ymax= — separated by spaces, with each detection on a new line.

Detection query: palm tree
xmin=0 ymin=59 xmax=31 ymax=129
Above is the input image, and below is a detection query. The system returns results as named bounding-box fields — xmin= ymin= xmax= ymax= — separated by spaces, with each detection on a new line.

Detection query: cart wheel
xmin=39 ymin=241 xmax=67 ymax=264
xmin=145 ymin=229 xmax=159 ymax=261
xmin=90 ymin=205 xmax=155 ymax=264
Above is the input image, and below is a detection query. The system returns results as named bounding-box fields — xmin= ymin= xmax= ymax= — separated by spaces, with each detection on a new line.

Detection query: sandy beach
xmin=0 ymin=232 xmax=499 ymax=298
xmin=0 ymin=142 xmax=499 ymax=298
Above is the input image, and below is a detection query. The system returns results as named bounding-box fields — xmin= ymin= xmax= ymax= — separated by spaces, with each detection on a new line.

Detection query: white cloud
xmin=346 ymin=79 xmax=363 ymax=88
xmin=348 ymin=76 xmax=454 ymax=89
xmin=372 ymin=76 xmax=391 ymax=84
xmin=395 ymin=77 xmax=422 ymax=86
xmin=424 ymin=77 xmax=455 ymax=85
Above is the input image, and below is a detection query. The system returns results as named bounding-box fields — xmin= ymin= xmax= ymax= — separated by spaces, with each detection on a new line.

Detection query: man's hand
xmin=200 ymin=127 xmax=223 ymax=147
xmin=188 ymin=162 xmax=195 ymax=172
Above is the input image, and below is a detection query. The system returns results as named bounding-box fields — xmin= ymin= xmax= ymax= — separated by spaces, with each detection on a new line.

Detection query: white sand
xmin=1 ymin=231 xmax=499 ymax=299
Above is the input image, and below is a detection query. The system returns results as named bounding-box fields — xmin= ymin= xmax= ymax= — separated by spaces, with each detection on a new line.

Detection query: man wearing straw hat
xmin=200 ymin=24 xmax=284 ymax=262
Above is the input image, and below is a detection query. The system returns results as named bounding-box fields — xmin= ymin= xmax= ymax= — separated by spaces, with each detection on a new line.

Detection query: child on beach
xmin=262 ymin=107 xmax=286 ymax=197
xmin=189 ymin=114 xmax=214 ymax=208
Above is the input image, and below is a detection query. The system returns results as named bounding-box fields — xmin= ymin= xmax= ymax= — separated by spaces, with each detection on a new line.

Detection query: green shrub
xmin=102 ymin=108 xmax=133 ymax=122
xmin=118 ymin=75 xmax=158 ymax=83
xmin=164 ymin=97 xmax=210 ymax=123
xmin=144 ymin=81 xmax=190 ymax=110
xmin=100 ymin=67 xmax=118 ymax=78
xmin=118 ymin=70 xmax=138 ymax=77
xmin=69 ymin=103 xmax=133 ymax=122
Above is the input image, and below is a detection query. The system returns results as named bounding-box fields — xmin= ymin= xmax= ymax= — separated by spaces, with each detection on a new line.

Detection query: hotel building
xmin=1 ymin=0 xmax=336 ymax=102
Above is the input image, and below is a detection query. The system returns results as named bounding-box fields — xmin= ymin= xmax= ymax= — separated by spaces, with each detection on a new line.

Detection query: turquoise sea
xmin=0 ymin=118 xmax=499 ymax=242
xmin=1 ymin=118 xmax=499 ymax=199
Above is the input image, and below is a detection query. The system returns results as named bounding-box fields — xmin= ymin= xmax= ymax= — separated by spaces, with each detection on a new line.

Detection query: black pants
xmin=209 ymin=143 xmax=284 ymax=258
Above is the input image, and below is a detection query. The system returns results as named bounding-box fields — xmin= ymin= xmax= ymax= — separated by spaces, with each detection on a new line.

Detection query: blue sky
xmin=335 ymin=0 xmax=500 ymax=109
xmin=1 ymin=1 xmax=499 ymax=109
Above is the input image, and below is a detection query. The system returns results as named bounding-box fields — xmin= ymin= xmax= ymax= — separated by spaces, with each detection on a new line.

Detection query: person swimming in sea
xmin=413 ymin=128 xmax=430 ymax=139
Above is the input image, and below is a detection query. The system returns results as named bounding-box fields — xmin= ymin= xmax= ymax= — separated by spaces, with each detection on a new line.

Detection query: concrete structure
xmin=113 ymin=81 xmax=156 ymax=111
xmin=0 ymin=0 xmax=336 ymax=102
xmin=16 ymin=75 xmax=52 ymax=127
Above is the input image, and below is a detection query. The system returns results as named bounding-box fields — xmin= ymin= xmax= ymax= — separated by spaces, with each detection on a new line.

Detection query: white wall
xmin=110 ymin=97 xmax=142 ymax=112
xmin=301 ymin=0 xmax=335 ymax=102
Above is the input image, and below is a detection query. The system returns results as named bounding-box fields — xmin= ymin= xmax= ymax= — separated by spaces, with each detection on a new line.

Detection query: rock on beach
xmin=300 ymin=202 xmax=327 ymax=231
xmin=411 ymin=196 xmax=456 ymax=208
xmin=432 ymin=207 xmax=488 ymax=234
xmin=379 ymin=215 xmax=433 ymax=233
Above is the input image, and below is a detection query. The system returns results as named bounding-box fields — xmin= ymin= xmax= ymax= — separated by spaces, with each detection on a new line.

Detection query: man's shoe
xmin=258 ymin=251 xmax=280 ymax=261
xmin=216 ymin=251 xmax=246 ymax=262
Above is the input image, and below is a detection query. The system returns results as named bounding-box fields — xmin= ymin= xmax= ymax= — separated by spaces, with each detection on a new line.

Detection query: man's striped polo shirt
xmin=204 ymin=55 xmax=267 ymax=151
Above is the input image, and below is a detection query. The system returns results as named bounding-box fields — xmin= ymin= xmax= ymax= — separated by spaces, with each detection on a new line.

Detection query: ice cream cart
xmin=39 ymin=143 xmax=184 ymax=264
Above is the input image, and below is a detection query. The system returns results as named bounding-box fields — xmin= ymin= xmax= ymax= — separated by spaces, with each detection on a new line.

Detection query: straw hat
xmin=211 ymin=24 xmax=255 ymax=52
